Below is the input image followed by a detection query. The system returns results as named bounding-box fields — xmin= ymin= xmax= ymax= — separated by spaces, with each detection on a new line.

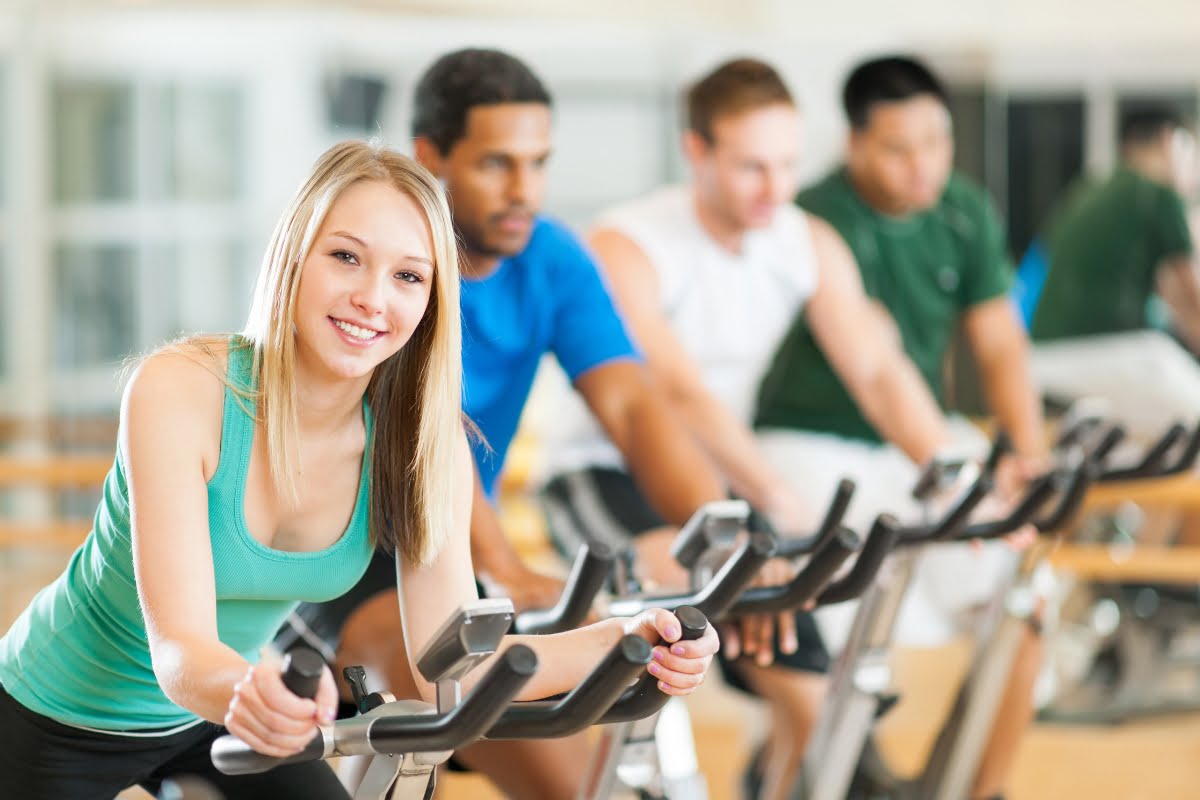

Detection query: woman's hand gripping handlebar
xmin=211 ymin=641 xmax=535 ymax=775
xmin=599 ymin=605 xmax=714 ymax=723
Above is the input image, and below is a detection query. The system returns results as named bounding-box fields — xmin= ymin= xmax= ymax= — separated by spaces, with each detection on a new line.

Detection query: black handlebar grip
xmin=903 ymin=475 xmax=992 ymax=545
xmin=690 ymin=532 xmax=777 ymax=618
xmin=211 ymin=727 xmax=325 ymax=776
xmin=808 ymin=479 xmax=856 ymax=552
xmin=675 ymin=605 xmax=708 ymax=641
xmin=818 ymin=516 xmax=900 ymax=605
xmin=959 ymin=474 xmax=1058 ymax=541
xmin=598 ymin=607 xmax=710 ymax=724
xmin=281 ymin=649 xmax=324 ymax=700
xmin=211 ymin=649 xmax=326 ymax=776
xmin=984 ymin=431 xmax=1012 ymax=475
xmin=731 ymin=527 xmax=861 ymax=615
xmin=1035 ymin=462 xmax=1099 ymax=533
xmin=1089 ymin=425 xmax=1126 ymax=463
xmin=369 ymin=645 xmax=538 ymax=755
xmin=1102 ymin=423 xmax=1185 ymax=481
xmin=487 ymin=635 xmax=651 ymax=739
xmin=1166 ymin=422 xmax=1200 ymax=474
xmin=515 ymin=541 xmax=615 ymax=635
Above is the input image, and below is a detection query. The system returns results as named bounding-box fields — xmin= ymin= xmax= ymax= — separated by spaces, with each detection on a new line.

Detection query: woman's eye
xmin=333 ymin=250 xmax=359 ymax=265
xmin=395 ymin=271 xmax=424 ymax=284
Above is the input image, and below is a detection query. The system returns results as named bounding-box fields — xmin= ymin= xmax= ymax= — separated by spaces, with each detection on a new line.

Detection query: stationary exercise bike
xmin=212 ymin=597 xmax=715 ymax=800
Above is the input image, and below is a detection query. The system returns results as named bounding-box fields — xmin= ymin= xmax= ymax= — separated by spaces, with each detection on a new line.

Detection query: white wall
xmin=2 ymin=2 xmax=1199 ymax=417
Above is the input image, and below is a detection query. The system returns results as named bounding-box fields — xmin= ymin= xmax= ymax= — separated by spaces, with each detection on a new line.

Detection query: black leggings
xmin=0 ymin=683 xmax=349 ymax=800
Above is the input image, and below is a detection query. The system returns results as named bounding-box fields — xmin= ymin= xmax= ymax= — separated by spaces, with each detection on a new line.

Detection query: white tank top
xmin=538 ymin=184 xmax=820 ymax=477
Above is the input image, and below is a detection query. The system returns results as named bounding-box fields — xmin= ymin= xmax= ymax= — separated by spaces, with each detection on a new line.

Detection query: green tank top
xmin=0 ymin=340 xmax=375 ymax=731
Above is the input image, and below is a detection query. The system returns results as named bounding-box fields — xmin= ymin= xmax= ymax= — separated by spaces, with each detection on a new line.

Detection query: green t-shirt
xmin=1031 ymin=167 xmax=1194 ymax=340
xmin=755 ymin=168 xmax=1013 ymax=442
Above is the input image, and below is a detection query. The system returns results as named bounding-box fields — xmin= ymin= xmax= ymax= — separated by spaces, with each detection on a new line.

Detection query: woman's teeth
xmin=332 ymin=318 xmax=381 ymax=341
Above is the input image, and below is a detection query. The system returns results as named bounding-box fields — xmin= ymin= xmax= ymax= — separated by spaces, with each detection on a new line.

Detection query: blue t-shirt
xmin=462 ymin=217 xmax=639 ymax=495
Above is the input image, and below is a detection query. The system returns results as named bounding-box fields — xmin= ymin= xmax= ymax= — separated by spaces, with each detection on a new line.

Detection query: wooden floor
xmin=4 ymin=550 xmax=1200 ymax=800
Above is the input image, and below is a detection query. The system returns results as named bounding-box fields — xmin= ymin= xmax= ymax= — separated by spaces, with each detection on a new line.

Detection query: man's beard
xmin=458 ymin=208 xmax=534 ymax=259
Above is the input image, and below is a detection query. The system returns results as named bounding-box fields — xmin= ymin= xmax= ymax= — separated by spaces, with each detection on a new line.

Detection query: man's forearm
xmin=468 ymin=472 xmax=524 ymax=580
xmin=672 ymin=390 xmax=790 ymax=512
xmin=977 ymin=339 xmax=1046 ymax=459
xmin=620 ymin=391 xmax=727 ymax=526
xmin=855 ymin=360 xmax=950 ymax=466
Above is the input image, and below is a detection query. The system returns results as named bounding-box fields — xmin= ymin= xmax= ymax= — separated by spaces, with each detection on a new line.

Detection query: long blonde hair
xmin=242 ymin=140 xmax=463 ymax=566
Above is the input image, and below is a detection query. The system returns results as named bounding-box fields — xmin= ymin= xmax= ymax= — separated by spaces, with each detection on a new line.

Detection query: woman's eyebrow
xmin=329 ymin=231 xmax=369 ymax=249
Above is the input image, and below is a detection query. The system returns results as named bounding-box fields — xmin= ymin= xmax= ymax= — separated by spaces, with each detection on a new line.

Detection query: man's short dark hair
xmin=685 ymin=58 xmax=795 ymax=144
xmin=1120 ymin=106 xmax=1189 ymax=149
xmin=842 ymin=55 xmax=949 ymax=130
xmin=412 ymin=48 xmax=552 ymax=154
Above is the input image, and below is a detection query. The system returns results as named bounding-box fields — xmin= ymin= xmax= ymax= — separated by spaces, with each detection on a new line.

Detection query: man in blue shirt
xmin=282 ymin=49 xmax=735 ymax=797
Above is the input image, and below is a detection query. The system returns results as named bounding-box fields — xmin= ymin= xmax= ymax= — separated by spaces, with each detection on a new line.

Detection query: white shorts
xmin=1031 ymin=329 xmax=1200 ymax=445
xmin=757 ymin=417 xmax=1018 ymax=652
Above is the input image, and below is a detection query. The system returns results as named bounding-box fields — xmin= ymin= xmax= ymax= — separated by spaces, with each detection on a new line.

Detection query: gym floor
xmin=4 ymin=550 xmax=1199 ymax=800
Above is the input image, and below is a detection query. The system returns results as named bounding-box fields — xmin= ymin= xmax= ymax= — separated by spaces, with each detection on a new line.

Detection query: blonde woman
xmin=0 ymin=141 xmax=718 ymax=800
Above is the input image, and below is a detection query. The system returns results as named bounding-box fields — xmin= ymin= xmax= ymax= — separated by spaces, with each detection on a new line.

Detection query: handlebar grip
xmin=281 ymin=649 xmax=324 ymax=701
xmin=211 ymin=726 xmax=326 ymax=776
xmin=515 ymin=541 xmax=614 ymax=635
xmin=959 ymin=474 xmax=1057 ymax=540
xmin=903 ymin=475 xmax=992 ymax=545
xmin=606 ymin=534 xmax=774 ymax=620
xmin=731 ymin=527 xmax=861 ymax=615
xmin=369 ymin=645 xmax=537 ymax=754
xmin=810 ymin=479 xmax=855 ymax=549
xmin=487 ymin=635 xmax=651 ymax=739
xmin=1088 ymin=425 xmax=1126 ymax=462
xmin=690 ymin=533 xmax=777 ymax=618
xmin=210 ymin=648 xmax=329 ymax=776
xmin=1101 ymin=423 xmax=1184 ymax=481
xmin=598 ymin=606 xmax=708 ymax=724
xmin=676 ymin=605 xmax=708 ymax=641
xmin=818 ymin=515 xmax=901 ymax=605
xmin=984 ymin=431 xmax=1012 ymax=474
xmin=1165 ymin=422 xmax=1200 ymax=474
xmin=769 ymin=480 xmax=856 ymax=558
xmin=1035 ymin=462 xmax=1098 ymax=532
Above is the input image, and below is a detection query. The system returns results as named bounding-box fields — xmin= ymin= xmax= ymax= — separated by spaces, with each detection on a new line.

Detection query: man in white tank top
xmin=539 ymin=59 xmax=970 ymax=800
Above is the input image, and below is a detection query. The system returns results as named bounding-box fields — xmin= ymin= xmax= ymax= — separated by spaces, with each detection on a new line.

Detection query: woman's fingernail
xmin=658 ymin=681 xmax=670 ymax=692
xmin=652 ymin=650 xmax=665 ymax=662
xmin=671 ymin=644 xmax=685 ymax=656
xmin=664 ymin=626 xmax=680 ymax=640
xmin=649 ymin=663 xmax=661 ymax=676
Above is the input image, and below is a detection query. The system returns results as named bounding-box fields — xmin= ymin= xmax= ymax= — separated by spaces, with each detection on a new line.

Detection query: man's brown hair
xmin=685 ymin=58 xmax=795 ymax=143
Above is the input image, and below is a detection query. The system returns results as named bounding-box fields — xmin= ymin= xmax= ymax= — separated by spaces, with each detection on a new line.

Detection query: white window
xmin=49 ymin=77 xmax=248 ymax=410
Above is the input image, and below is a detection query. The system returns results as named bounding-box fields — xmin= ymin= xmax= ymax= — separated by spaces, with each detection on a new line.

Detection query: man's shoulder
xmin=596 ymin=184 xmax=690 ymax=231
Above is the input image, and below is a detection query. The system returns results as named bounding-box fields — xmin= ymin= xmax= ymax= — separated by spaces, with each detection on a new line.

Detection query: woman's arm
xmin=127 ymin=345 xmax=335 ymax=757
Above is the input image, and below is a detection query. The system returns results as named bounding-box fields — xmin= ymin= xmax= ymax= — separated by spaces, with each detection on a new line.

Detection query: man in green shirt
xmin=1030 ymin=107 xmax=1200 ymax=442
xmin=755 ymin=55 xmax=1046 ymax=800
